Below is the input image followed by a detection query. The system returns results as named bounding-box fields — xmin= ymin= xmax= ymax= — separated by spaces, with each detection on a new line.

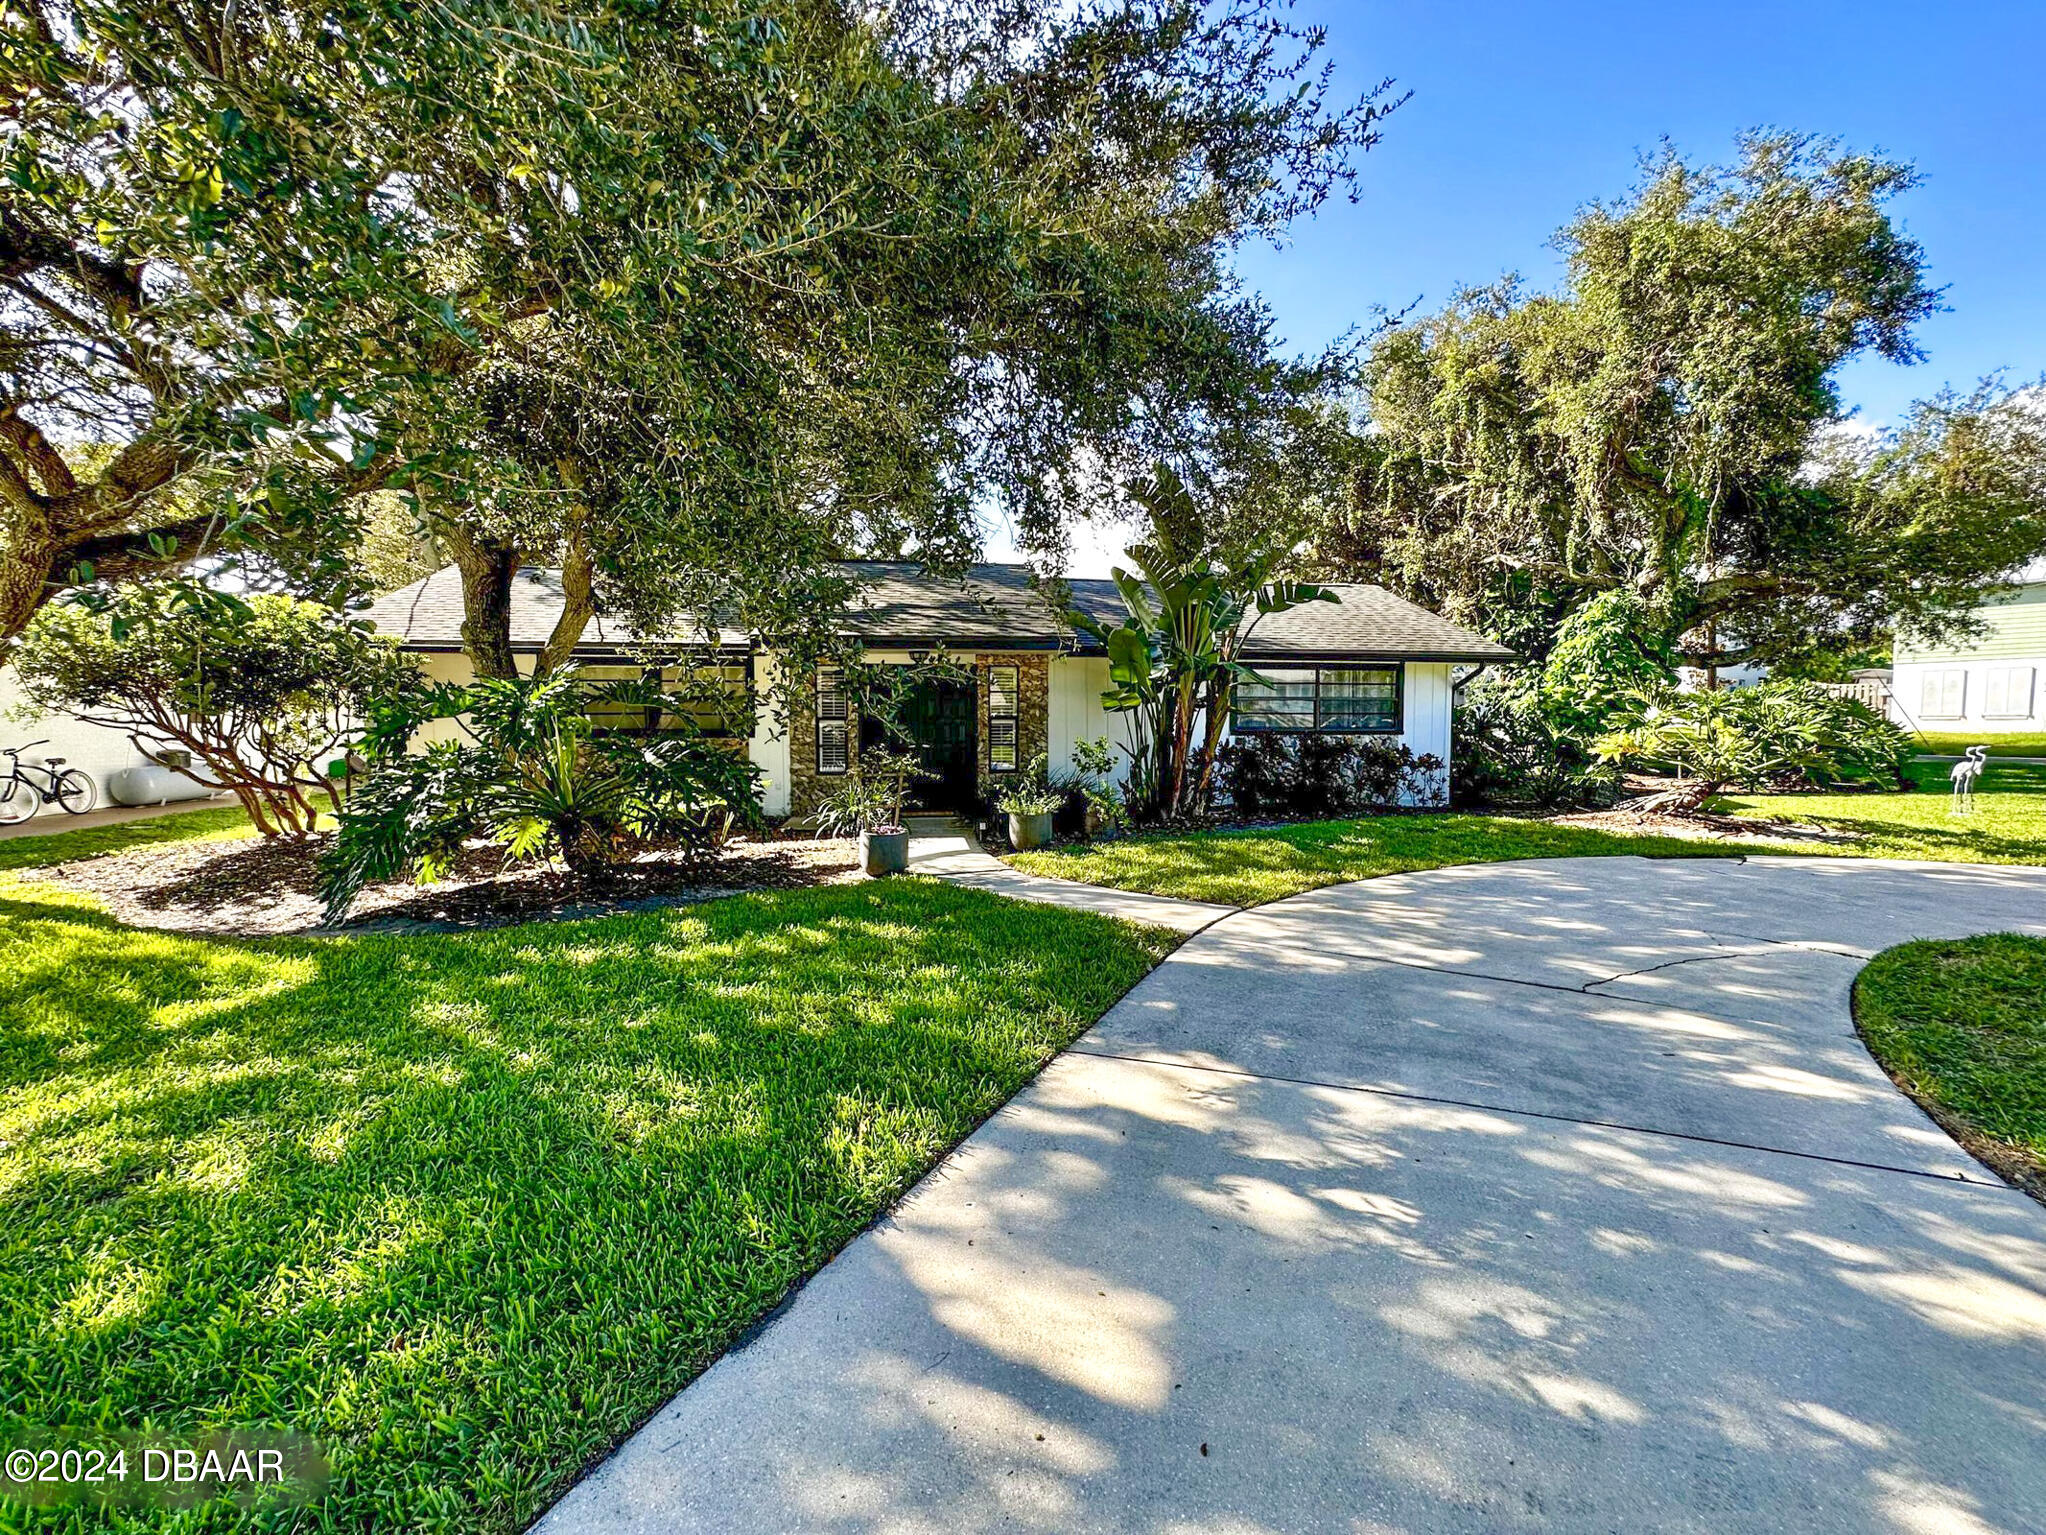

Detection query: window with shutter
xmin=987 ymin=664 xmax=1020 ymax=771
xmin=1985 ymin=666 xmax=2036 ymax=719
xmin=815 ymin=668 xmax=849 ymax=774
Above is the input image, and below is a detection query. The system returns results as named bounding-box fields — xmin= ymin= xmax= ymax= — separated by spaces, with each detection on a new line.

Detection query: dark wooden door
xmin=863 ymin=675 xmax=979 ymax=811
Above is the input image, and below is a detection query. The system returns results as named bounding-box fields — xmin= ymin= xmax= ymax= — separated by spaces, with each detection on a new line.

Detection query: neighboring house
xmin=1890 ymin=572 xmax=2046 ymax=736
xmin=0 ymin=667 xmax=218 ymax=820
xmin=360 ymin=562 xmax=1513 ymax=818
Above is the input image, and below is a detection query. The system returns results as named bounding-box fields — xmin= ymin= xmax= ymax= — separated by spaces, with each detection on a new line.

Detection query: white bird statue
xmin=1949 ymin=744 xmax=1988 ymax=811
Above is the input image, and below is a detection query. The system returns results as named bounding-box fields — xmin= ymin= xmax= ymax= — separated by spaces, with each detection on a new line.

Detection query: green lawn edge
xmin=0 ymin=877 xmax=1177 ymax=1533
xmin=0 ymin=803 xmax=253 ymax=873
xmin=1853 ymin=934 xmax=2046 ymax=1201
xmin=1012 ymin=763 xmax=2046 ymax=907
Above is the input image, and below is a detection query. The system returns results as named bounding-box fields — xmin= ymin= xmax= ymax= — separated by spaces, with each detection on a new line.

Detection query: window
xmin=579 ymin=658 xmax=752 ymax=737
xmin=1232 ymin=665 xmax=1402 ymax=734
xmin=815 ymin=668 xmax=849 ymax=774
xmin=1920 ymin=669 xmax=1966 ymax=720
xmin=1983 ymin=666 xmax=2036 ymax=720
xmin=987 ymin=664 xmax=1020 ymax=772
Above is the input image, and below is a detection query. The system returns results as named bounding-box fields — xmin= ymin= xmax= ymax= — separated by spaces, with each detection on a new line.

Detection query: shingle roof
xmin=362 ymin=562 xmax=1514 ymax=663
xmin=359 ymin=565 xmax=743 ymax=651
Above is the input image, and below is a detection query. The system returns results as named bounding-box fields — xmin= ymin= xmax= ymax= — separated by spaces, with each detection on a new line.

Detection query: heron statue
xmin=1949 ymin=744 xmax=1988 ymax=812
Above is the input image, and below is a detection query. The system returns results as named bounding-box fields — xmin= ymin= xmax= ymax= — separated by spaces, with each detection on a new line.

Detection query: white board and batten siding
xmin=1047 ymin=657 xmax=1454 ymax=806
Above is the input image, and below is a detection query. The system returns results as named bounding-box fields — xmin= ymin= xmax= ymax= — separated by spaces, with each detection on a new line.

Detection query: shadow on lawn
xmin=0 ymin=881 xmax=1171 ymax=1533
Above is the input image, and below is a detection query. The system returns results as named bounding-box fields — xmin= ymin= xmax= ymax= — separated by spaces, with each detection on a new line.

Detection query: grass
xmin=1011 ymin=762 xmax=2046 ymax=907
xmin=0 ymin=878 xmax=1174 ymax=1532
xmin=1009 ymin=814 xmax=1732 ymax=907
xmin=1909 ymin=730 xmax=2046 ymax=757
xmin=1720 ymin=760 xmax=2046 ymax=865
xmin=1854 ymin=934 xmax=2046 ymax=1198
xmin=0 ymin=803 xmax=253 ymax=873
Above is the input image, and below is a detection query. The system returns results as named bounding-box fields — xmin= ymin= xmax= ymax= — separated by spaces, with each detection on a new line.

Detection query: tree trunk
xmin=436 ymin=521 xmax=522 ymax=679
xmin=533 ymin=520 xmax=596 ymax=677
xmin=1192 ymin=674 xmax=1232 ymax=810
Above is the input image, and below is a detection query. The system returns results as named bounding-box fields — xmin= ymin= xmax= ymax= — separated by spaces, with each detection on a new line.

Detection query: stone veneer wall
xmin=785 ymin=665 xmax=858 ymax=820
xmin=974 ymin=652 xmax=1050 ymax=781
xmin=783 ymin=652 xmax=1052 ymax=820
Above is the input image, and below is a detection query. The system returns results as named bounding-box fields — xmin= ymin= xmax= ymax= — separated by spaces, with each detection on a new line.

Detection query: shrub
xmin=1594 ymin=681 xmax=1912 ymax=811
xmin=1452 ymin=691 xmax=1622 ymax=810
xmin=986 ymin=754 xmax=1067 ymax=817
xmin=9 ymin=589 xmax=418 ymax=837
xmin=1071 ymin=736 xmax=1131 ymax=835
xmin=322 ymin=671 xmax=761 ymax=918
xmin=1216 ymin=734 xmax=1445 ymax=819
xmin=810 ymin=749 xmax=929 ymax=837
xmin=1537 ymin=590 xmax=1679 ymax=740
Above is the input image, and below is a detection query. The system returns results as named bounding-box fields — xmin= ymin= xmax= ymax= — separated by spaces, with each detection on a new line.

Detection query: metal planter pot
xmin=1008 ymin=810 xmax=1054 ymax=851
xmin=860 ymin=828 xmax=911 ymax=877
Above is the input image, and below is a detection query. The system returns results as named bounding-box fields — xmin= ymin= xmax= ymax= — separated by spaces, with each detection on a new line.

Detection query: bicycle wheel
xmin=54 ymin=769 xmax=98 ymax=815
xmin=0 ymin=778 xmax=33 ymax=825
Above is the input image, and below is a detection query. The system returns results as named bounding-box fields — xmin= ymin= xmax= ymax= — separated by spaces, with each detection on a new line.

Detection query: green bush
xmin=1537 ymin=591 xmax=1678 ymax=739
xmin=1216 ymin=733 xmax=1445 ymax=818
xmin=9 ymin=589 xmax=417 ymax=837
xmin=1595 ymin=681 xmax=1911 ymax=808
xmin=1451 ymin=691 xmax=1622 ymax=810
xmin=322 ymin=671 xmax=761 ymax=918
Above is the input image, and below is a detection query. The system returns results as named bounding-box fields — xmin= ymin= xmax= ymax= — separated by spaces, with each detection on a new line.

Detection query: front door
xmin=863 ymin=675 xmax=978 ymax=811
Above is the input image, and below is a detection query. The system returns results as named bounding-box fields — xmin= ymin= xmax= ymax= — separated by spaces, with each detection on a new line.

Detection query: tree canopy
xmin=1316 ymin=134 xmax=2046 ymax=670
xmin=2 ymin=0 xmax=1400 ymax=676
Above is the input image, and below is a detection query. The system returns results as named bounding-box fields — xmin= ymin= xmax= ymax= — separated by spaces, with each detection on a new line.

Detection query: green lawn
xmin=0 ymin=878 xmax=1173 ymax=1532
xmin=1009 ymin=814 xmax=1733 ymax=907
xmin=1720 ymin=760 xmax=2046 ymax=863
xmin=1910 ymin=730 xmax=2046 ymax=757
xmin=1010 ymin=763 xmax=2046 ymax=907
xmin=1855 ymin=934 xmax=2046 ymax=1196
xmin=0 ymin=803 xmax=253 ymax=873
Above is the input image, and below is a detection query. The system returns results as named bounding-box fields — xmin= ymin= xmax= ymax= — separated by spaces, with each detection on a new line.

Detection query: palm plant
xmin=1072 ymin=469 xmax=1335 ymax=821
xmin=321 ymin=670 xmax=762 ymax=918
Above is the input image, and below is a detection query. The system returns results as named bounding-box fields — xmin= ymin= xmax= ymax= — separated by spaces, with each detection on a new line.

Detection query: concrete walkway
xmin=539 ymin=856 xmax=2046 ymax=1535
xmin=903 ymin=816 xmax=1236 ymax=934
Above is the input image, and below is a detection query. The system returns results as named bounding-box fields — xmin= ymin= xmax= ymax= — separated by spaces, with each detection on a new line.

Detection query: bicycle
xmin=0 ymin=740 xmax=99 ymax=824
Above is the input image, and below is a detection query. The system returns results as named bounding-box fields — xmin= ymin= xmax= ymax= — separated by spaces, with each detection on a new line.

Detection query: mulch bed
xmin=23 ymin=831 xmax=862 ymax=938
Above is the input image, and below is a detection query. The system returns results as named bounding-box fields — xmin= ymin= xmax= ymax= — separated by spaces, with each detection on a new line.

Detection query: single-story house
xmin=1890 ymin=568 xmax=2046 ymax=736
xmin=361 ymin=562 xmax=1513 ymax=818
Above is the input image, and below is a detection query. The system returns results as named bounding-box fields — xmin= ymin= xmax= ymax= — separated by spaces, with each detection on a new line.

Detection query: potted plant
xmin=813 ymin=750 xmax=928 ymax=876
xmin=992 ymin=754 xmax=1064 ymax=850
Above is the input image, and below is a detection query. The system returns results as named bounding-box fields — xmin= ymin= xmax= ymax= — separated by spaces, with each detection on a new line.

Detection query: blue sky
xmin=997 ymin=0 xmax=2046 ymax=574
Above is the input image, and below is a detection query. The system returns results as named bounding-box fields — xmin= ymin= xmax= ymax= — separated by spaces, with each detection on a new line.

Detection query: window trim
xmin=1919 ymin=667 xmax=1967 ymax=721
xmin=987 ymin=663 xmax=1020 ymax=773
xmin=1983 ymin=664 xmax=2036 ymax=720
xmin=815 ymin=666 xmax=850 ymax=775
xmin=1230 ymin=663 xmax=1404 ymax=736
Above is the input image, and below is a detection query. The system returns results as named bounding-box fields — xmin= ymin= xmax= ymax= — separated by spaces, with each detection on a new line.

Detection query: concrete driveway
xmin=539 ymin=856 xmax=2046 ymax=1535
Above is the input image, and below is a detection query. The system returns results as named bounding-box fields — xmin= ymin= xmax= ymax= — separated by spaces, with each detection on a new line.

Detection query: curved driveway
xmin=541 ymin=856 xmax=2046 ymax=1535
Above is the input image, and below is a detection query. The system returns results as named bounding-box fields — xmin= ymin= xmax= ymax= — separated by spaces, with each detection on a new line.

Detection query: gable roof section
xmin=362 ymin=562 xmax=1514 ymax=663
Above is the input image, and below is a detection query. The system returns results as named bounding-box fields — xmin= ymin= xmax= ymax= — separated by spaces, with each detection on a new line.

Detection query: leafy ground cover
xmin=1855 ymin=933 xmax=2046 ymax=1200
xmin=1910 ymin=730 xmax=2046 ymax=757
xmin=0 ymin=804 xmax=252 ymax=873
xmin=1011 ymin=763 xmax=2046 ymax=907
xmin=0 ymin=878 xmax=1173 ymax=1532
